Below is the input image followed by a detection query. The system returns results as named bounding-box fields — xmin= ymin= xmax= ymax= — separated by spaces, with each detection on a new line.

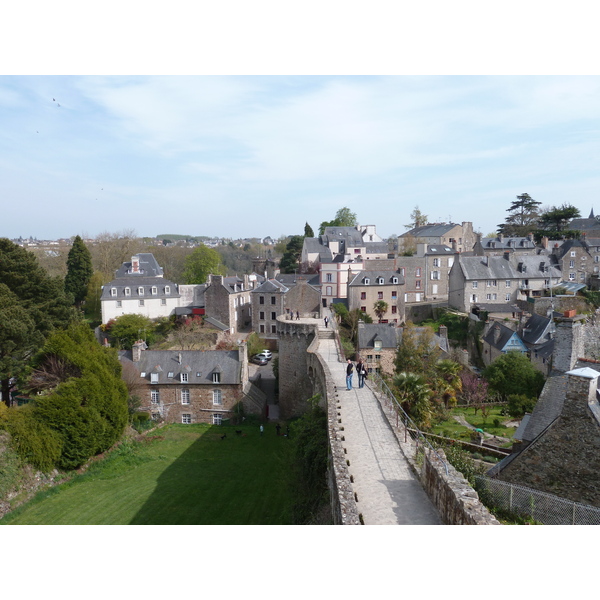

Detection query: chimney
xmin=527 ymin=232 xmax=534 ymax=242
xmin=552 ymin=315 xmax=585 ymax=372
xmin=132 ymin=255 xmax=140 ymax=273
xmin=438 ymin=324 xmax=448 ymax=341
xmin=452 ymin=239 xmax=458 ymax=252
xmin=498 ymin=233 xmax=503 ymax=242
xmin=563 ymin=368 xmax=599 ymax=420
xmin=178 ymin=352 xmax=182 ymax=364
xmin=541 ymin=236 xmax=549 ymax=249
xmin=132 ymin=339 xmax=146 ymax=362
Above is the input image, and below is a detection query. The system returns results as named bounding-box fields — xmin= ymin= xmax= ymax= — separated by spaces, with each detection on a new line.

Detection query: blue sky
xmin=2 ymin=74 xmax=600 ymax=242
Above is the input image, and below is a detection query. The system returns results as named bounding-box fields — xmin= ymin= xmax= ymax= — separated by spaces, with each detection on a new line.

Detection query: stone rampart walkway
xmin=315 ymin=314 xmax=441 ymax=525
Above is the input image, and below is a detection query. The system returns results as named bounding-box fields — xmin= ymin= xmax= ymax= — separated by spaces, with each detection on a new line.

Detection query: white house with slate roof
xmin=101 ymin=253 xmax=181 ymax=324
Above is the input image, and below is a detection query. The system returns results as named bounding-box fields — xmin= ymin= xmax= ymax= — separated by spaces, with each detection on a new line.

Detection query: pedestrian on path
xmin=324 ymin=316 xmax=329 ymax=328
xmin=356 ymin=358 xmax=366 ymax=388
xmin=346 ymin=359 xmax=354 ymax=390
xmin=296 ymin=311 xmax=300 ymax=320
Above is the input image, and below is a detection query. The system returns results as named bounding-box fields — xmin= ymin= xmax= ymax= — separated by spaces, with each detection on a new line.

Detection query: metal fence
xmin=475 ymin=476 xmax=600 ymax=525
xmin=368 ymin=372 xmax=448 ymax=475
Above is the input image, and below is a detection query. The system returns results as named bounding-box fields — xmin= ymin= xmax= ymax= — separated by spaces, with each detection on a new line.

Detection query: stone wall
xmin=519 ymin=295 xmax=589 ymax=317
xmin=498 ymin=370 xmax=600 ymax=506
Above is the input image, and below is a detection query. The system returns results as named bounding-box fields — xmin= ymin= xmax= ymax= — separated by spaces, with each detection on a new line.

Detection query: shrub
xmin=506 ymin=394 xmax=536 ymax=418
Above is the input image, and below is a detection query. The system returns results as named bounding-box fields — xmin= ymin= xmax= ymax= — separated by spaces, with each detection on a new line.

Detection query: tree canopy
xmin=279 ymin=235 xmax=305 ymax=274
xmin=538 ymin=203 xmax=581 ymax=233
xmin=106 ymin=313 xmax=156 ymax=349
xmin=318 ymin=207 xmax=358 ymax=235
xmin=497 ymin=193 xmax=542 ymax=237
xmin=405 ymin=206 xmax=428 ymax=230
xmin=183 ymin=245 xmax=225 ymax=284
xmin=304 ymin=222 xmax=314 ymax=237
xmin=482 ymin=351 xmax=545 ymax=400
xmin=64 ymin=235 xmax=93 ymax=307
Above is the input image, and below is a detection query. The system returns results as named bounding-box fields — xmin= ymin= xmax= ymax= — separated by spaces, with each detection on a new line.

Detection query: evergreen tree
xmin=64 ymin=235 xmax=93 ymax=307
xmin=304 ymin=222 xmax=315 ymax=237
xmin=279 ymin=235 xmax=305 ymax=274
xmin=538 ymin=203 xmax=581 ymax=233
xmin=497 ymin=193 xmax=542 ymax=237
xmin=0 ymin=239 xmax=76 ymax=406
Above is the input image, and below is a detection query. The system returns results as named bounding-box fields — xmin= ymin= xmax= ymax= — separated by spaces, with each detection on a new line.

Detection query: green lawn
xmin=1 ymin=423 xmax=294 ymax=525
xmin=431 ymin=405 xmax=517 ymax=443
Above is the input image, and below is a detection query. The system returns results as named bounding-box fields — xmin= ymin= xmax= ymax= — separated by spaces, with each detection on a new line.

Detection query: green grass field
xmin=1 ymin=423 xmax=294 ymax=525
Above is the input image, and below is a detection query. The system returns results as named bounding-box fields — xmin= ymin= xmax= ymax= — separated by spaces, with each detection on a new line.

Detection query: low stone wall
xmin=374 ymin=390 xmax=500 ymax=525
xmin=306 ymin=331 xmax=361 ymax=525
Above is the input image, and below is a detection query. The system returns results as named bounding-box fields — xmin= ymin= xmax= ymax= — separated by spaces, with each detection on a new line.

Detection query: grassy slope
xmin=2 ymin=423 xmax=293 ymax=525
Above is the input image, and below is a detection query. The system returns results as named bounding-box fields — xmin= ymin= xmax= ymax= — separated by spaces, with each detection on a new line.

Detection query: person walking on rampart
xmin=356 ymin=358 xmax=366 ymax=388
xmin=324 ymin=316 xmax=329 ymax=328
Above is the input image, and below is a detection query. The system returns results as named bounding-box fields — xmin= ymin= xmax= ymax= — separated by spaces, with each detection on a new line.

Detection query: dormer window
xmin=138 ymin=287 xmax=144 ymax=296
xmin=152 ymin=286 xmax=157 ymax=295
xmin=377 ymin=277 xmax=384 ymax=285
xmin=150 ymin=373 xmax=159 ymax=384
xmin=165 ymin=286 xmax=170 ymax=295
xmin=364 ymin=278 xmax=370 ymax=285
xmin=212 ymin=372 xmax=221 ymax=384
xmin=392 ymin=277 xmax=398 ymax=284
xmin=111 ymin=288 xmax=117 ymax=297
xmin=181 ymin=373 xmax=188 ymax=383
xmin=125 ymin=287 xmax=131 ymax=296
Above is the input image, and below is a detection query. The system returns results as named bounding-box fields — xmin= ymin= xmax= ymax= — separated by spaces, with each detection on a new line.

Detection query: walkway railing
xmin=368 ymin=372 xmax=449 ymax=475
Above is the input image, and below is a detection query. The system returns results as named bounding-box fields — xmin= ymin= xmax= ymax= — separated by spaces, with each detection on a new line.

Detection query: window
xmin=111 ymin=288 xmax=117 ymax=297
xmin=181 ymin=389 xmax=190 ymax=404
xmin=595 ymin=256 xmax=599 ymax=263
xmin=271 ymin=296 xmax=276 ymax=304
xmin=138 ymin=287 xmax=144 ymax=296
xmin=506 ymin=280 xmax=511 ymax=287
xmin=361 ymin=306 xmax=366 ymax=312
xmin=486 ymin=294 xmax=491 ymax=300
xmin=165 ymin=286 xmax=170 ymax=295
xmin=391 ymin=291 xmax=397 ymax=298
xmin=151 ymin=373 xmax=159 ymax=384
xmin=125 ymin=287 xmax=131 ymax=296
xmin=116 ymin=300 xmax=122 ymax=308
xmin=259 ymin=296 xmax=265 ymax=304
xmin=377 ymin=277 xmax=384 ymax=285
xmin=139 ymin=299 xmax=145 ymax=307
xmin=570 ymin=260 xmax=575 ymax=268
xmin=472 ymin=281 xmax=478 ymax=289
xmin=182 ymin=414 xmax=191 ymax=424
xmin=271 ymin=325 xmax=277 ymax=334
xmin=213 ymin=389 xmax=222 ymax=405
xmin=326 ymin=273 xmax=332 ymax=282
xmin=378 ymin=291 xmax=384 ymax=299
xmin=360 ymin=292 xmax=366 ymax=300
xmin=326 ymin=286 xmax=333 ymax=296
xmin=415 ymin=293 xmax=422 ymax=302
xmin=399 ymin=268 xmax=405 ymax=276
xmin=433 ymin=258 xmax=439 ymax=267
xmin=431 ymin=271 xmax=440 ymax=280
xmin=259 ymin=311 xmax=265 ymax=320
xmin=364 ymin=278 xmax=370 ymax=285
xmin=161 ymin=298 xmax=167 ymax=306
xmin=271 ymin=312 xmax=276 ymax=320
xmin=391 ymin=305 xmax=397 ymax=314
xmin=152 ymin=286 xmax=157 ymax=295
xmin=212 ymin=413 xmax=222 ymax=425
xmin=492 ymin=294 xmax=497 ymax=300
xmin=212 ymin=372 xmax=221 ymax=383
xmin=181 ymin=373 xmax=188 ymax=383
xmin=571 ymin=251 xmax=576 ymax=257
xmin=168 ymin=372 xmax=174 ymax=378
xmin=415 ymin=268 xmax=421 ymax=277
xmin=569 ymin=273 xmax=576 ymax=281
xmin=415 ymin=280 xmax=421 ymax=289
xmin=506 ymin=293 xmax=511 ymax=301
xmin=151 ymin=390 xmax=160 ymax=404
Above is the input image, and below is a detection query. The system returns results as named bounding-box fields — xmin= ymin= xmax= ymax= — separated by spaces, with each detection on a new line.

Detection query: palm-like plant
xmin=393 ymin=371 xmax=433 ymax=429
xmin=433 ymin=359 xmax=463 ymax=408
xmin=373 ymin=300 xmax=388 ymax=323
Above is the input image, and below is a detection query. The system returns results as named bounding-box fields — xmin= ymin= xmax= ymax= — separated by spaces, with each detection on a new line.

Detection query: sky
xmin=3 ymin=74 xmax=600 ymax=243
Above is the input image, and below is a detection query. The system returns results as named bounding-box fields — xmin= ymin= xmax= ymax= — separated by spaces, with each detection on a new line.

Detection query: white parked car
xmin=257 ymin=350 xmax=272 ymax=360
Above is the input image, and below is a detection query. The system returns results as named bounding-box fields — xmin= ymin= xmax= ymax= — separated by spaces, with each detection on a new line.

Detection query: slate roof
xmin=482 ymin=322 xmax=524 ymax=352
xmin=400 ymin=223 xmax=457 ymax=238
xmin=252 ymin=279 xmax=289 ymax=294
xmin=425 ymin=244 xmax=456 ymax=254
xmin=122 ymin=349 xmax=241 ymax=385
xmin=348 ymin=270 xmax=405 ymax=287
xmin=303 ymin=237 xmax=333 ymax=262
xmin=473 ymin=303 xmax=522 ymax=314
xmin=569 ymin=216 xmax=600 ymax=232
xmin=101 ymin=276 xmax=180 ymax=300
xmin=115 ymin=253 xmax=164 ymax=278
xmin=479 ymin=236 xmax=536 ymax=251
xmin=521 ymin=313 xmax=553 ymax=345
xmin=357 ymin=323 xmax=399 ymax=350
xmin=396 ymin=326 xmax=448 ymax=353
xmin=457 ymin=254 xmax=561 ymax=281
xmin=275 ymin=273 xmax=320 ymax=288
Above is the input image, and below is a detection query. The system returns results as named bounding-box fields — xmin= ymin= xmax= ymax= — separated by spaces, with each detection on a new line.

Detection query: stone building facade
xmin=347 ymin=269 xmax=406 ymax=324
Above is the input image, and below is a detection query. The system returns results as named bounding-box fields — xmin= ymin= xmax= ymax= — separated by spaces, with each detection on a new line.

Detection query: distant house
xmin=472 ymin=232 xmax=537 ymax=256
xmin=481 ymin=321 xmax=527 ymax=367
xmin=122 ymin=341 xmax=266 ymax=424
xmin=399 ymin=221 xmax=475 ymax=254
xmin=347 ymin=269 xmax=406 ymax=324
xmin=101 ymin=253 xmax=180 ymax=324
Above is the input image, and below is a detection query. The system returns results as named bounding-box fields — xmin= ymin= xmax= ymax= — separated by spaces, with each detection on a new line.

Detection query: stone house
xmin=122 ymin=340 xmax=266 ymax=425
xmin=520 ymin=312 xmax=556 ymax=376
xmin=396 ymin=244 xmax=458 ymax=304
xmin=548 ymin=238 xmax=594 ymax=286
xmin=448 ymin=253 xmax=562 ymax=314
xmin=347 ymin=269 xmax=406 ymax=324
xmin=399 ymin=221 xmax=475 ymax=254
xmin=204 ymin=274 xmax=263 ymax=335
xmin=489 ymin=314 xmax=600 ymax=507
xmin=101 ymin=253 xmax=180 ymax=324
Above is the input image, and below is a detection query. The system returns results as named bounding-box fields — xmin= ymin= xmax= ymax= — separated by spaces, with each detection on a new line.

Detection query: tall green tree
xmin=538 ymin=203 xmax=581 ymax=233
xmin=183 ymin=245 xmax=225 ymax=284
xmin=0 ymin=239 xmax=76 ymax=406
xmin=107 ymin=313 xmax=156 ymax=349
xmin=482 ymin=351 xmax=545 ymax=401
xmin=64 ymin=235 xmax=93 ymax=307
xmin=318 ymin=207 xmax=358 ymax=235
xmin=279 ymin=235 xmax=305 ymax=274
xmin=497 ymin=193 xmax=542 ymax=237
xmin=304 ymin=222 xmax=315 ymax=237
